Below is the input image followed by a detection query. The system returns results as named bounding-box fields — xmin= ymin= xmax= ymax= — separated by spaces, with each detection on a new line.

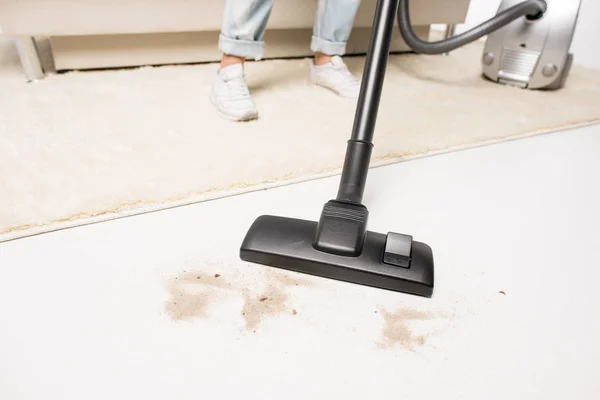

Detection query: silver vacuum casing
xmin=482 ymin=0 xmax=582 ymax=90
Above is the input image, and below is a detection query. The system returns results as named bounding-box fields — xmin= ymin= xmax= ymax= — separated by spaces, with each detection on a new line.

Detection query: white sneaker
xmin=210 ymin=63 xmax=259 ymax=121
xmin=310 ymin=56 xmax=361 ymax=99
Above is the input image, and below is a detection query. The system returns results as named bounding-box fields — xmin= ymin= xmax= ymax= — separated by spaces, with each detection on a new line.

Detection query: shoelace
xmin=225 ymin=78 xmax=251 ymax=99
xmin=335 ymin=65 xmax=361 ymax=88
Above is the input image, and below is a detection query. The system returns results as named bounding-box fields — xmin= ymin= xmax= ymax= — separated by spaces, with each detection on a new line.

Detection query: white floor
xmin=1 ymin=123 xmax=599 ymax=399
xmin=2 ymin=2 xmax=600 ymax=399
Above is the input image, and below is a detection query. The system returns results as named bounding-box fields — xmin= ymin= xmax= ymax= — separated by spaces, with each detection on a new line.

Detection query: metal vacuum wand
xmin=336 ymin=0 xmax=399 ymax=205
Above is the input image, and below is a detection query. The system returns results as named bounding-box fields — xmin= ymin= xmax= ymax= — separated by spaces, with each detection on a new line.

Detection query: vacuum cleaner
xmin=398 ymin=0 xmax=581 ymax=90
xmin=240 ymin=0 xmax=581 ymax=297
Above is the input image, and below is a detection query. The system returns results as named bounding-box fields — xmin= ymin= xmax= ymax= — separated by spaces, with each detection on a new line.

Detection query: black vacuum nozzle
xmin=240 ymin=212 xmax=434 ymax=297
xmin=313 ymin=200 xmax=369 ymax=257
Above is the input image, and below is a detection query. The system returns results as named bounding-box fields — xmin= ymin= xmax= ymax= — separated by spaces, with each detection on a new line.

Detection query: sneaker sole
xmin=210 ymin=92 xmax=259 ymax=122
xmin=309 ymin=78 xmax=359 ymax=101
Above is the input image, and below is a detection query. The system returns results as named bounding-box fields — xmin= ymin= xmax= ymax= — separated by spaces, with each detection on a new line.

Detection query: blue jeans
xmin=219 ymin=0 xmax=362 ymax=60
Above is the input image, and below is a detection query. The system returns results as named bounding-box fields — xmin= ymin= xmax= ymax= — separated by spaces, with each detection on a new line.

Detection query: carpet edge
xmin=2 ymin=118 xmax=598 ymax=243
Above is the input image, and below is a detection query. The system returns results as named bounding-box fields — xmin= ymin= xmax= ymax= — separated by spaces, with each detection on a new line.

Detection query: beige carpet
xmin=1 ymin=38 xmax=600 ymax=242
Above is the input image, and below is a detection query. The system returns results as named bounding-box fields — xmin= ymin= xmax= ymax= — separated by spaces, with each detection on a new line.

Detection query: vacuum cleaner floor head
xmin=240 ymin=215 xmax=434 ymax=297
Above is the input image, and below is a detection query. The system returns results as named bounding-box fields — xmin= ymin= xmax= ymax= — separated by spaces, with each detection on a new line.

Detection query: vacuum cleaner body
xmin=482 ymin=0 xmax=582 ymax=90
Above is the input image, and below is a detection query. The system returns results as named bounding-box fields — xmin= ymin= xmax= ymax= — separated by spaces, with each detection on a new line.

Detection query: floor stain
xmin=240 ymin=271 xmax=312 ymax=331
xmin=165 ymin=267 xmax=311 ymax=330
xmin=378 ymin=306 xmax=436 ymax=351
xmin=165 ymin=282 xmax=211 ymax=321
xmin=270 ymin=271 xmax=314 ymax=287
xmin=165 ymin=270 xmax=232 ymax=321
xmin=166 ymin=266 xmax=450 ymax=348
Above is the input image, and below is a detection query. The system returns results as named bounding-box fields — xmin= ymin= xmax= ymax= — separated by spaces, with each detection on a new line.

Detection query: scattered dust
xmin=270 ymin=271 xmax=315 ymax=287
xmin=177 ymin=271 xmax=231 ymax=289
xmin=167 ymin=267 xmax=452 ymax=346
xmin=378 ymin=306 xmax=435 ymax=351
xmin=241 ymin=287 xmax=287 ymax=331
xmin=165 ymin=282 xmax=211 ymax=321
xmin=239 ymin=270 xmax=311 ymax=331
xmin=165 ymin=267 xmax=311 ymax=330
xmin=165 ymin=270 xmax=231 ymax=321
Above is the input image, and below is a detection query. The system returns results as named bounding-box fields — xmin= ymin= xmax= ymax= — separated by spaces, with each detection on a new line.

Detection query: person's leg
xmin=311 ymin=0 xmax=362 ymax=64
xmin=211 ymin=0 xmax=274 ymax=121
xmin=219 ymin=0 xmax=274 ymax=66
xmin=309 ymin=0 xmax=362 ymax=99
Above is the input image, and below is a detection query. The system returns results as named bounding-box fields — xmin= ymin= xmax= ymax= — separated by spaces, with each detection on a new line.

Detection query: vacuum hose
xmin=397 ymin=0 xmax=548 ymax=54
